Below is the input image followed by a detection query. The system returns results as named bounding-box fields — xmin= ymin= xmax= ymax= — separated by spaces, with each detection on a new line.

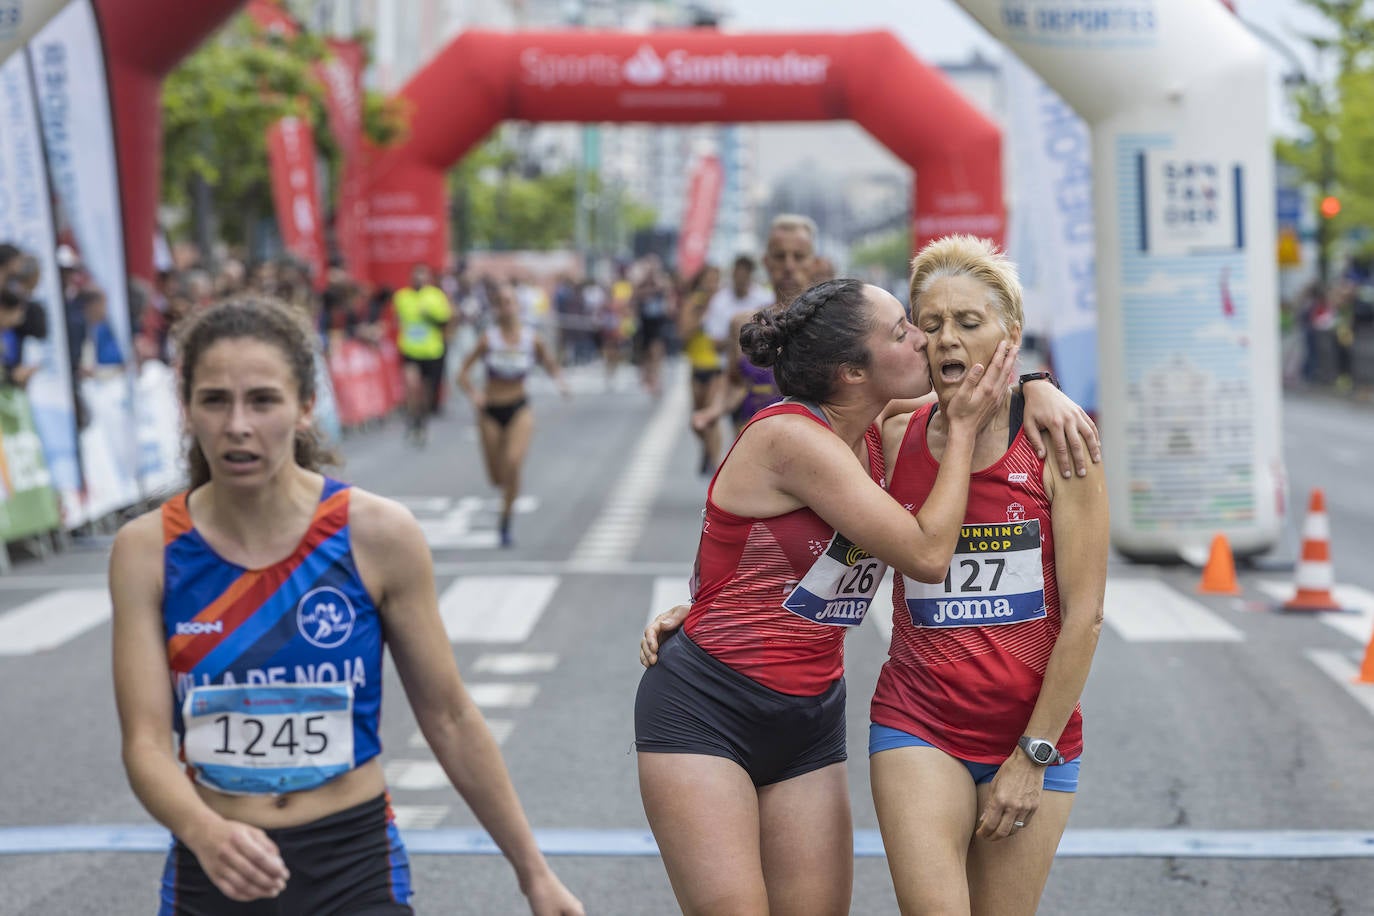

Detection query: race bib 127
xmin=903 ymin=520 xmax=1045 ymax=628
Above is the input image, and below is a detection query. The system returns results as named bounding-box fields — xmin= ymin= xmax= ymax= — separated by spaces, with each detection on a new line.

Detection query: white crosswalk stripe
xmin=570 ymin=373 xmax=687 ymax=567
xmin=466 ymin=683 xmax=540 ymax=708
xmin=437 ymin=576 xmax=559 ymax=642
xmin=647 ymin=576 xmax=691 ymax=630
xmin=390 ymin=805 xmax=449 ymax=829
xmin=410 ymin=495 xmax=540 ymax=550
xmin=1256 ymin=581 xmax=1374 ymax=646
xmin=1103 ymin=579 xmax=1244 ymax=642
xmin=384 ymin=760 xmax=450 ymax=791
xmin=472 ymin=653 xmax=559 ymax=675
xmin=0 ymin=589 xmax=111 ymax=655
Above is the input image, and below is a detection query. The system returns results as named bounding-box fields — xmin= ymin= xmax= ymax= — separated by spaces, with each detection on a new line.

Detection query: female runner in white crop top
xmin=456 ymin=278 xmax=569 ymax=547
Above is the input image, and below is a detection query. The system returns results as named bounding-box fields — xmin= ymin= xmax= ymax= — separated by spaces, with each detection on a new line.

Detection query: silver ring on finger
xmin=1013 ymin=820 xmax=1026 ymax=828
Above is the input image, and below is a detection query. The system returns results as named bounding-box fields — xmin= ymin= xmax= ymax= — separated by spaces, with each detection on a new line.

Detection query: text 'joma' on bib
xmin=783 ymin=532 xmax=887 ymax=627
xmin=182 ymin=683 xmax=355 ymax=795
xmin=903 ymin=520 xmax=1045 ymax=628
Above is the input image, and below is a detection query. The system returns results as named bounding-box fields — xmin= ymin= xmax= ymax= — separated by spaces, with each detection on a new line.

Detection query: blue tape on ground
xmin=3 ymin=826 xmax=1374 ymax=859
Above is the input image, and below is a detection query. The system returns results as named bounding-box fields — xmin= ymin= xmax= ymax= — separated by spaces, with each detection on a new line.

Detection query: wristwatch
xmin=1017 ymin=735 xmax=1066 ymax=766
xmin=1017 ymin=370 xmax=1060 ymax=392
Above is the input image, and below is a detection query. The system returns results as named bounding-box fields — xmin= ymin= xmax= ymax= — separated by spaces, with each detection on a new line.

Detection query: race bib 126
xmin=903 ymin=520 xmax=1046 ymax=628
xmin=783 ymin=532 xmax=887 ymax=627
xmin=182 ymin=683 xmax=355 ymax=795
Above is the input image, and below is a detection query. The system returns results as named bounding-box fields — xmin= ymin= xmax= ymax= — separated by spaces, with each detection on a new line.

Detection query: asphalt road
xmin=0 ymin=363 xmax=1371 ymax=915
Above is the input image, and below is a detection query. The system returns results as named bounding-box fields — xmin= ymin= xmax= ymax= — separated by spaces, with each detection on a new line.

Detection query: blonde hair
xmin=769 ymin=213 xmax=818 ymax=244
xmin=909 ymin=235 xmax=1023 ymax=333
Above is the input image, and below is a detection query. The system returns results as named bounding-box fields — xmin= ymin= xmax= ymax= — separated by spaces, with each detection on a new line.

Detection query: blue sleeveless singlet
xmin=162 ymin=478 xmax=386 ymax=795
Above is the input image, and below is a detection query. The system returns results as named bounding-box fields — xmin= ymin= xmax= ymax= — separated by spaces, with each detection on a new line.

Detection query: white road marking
xmin=484 ymin=718 xmax=517 ymax=745
xmin=570 ymin=372 xmax=687 ymax=567
xmin=1257 ymin=581 xmax=1374 ymax=646
xmin=390 ymin=806 xmax=449 ymax=829
xmin=0 ymin=589 xmax=111 ymax=656
xmin=12 ymin=825 xmax=1374 ymax=858
xmin=1306 ymin=650 xmax=1374 ymax=718
xmin=438 ymin=576 xmax=559 ymax=642
xmin=395 ymin=496 xmax=452 ymax=515
xmin=412 ymin=495 xmax=538 ymax=550
xmin=466 ymin=683 xmax=540 ymax=708
xmin=1103 ymin=579 xmax=1244 ymax=642
xmin=647 ymin=576 xmax=691 ymax=630
xmin=384 ymin=760 xmax=451 ymax=791
xmin=472 ymin=653 xmax=559 ymax=675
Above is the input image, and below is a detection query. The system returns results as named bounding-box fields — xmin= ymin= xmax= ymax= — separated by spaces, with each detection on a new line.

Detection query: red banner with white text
xmin=316 ymin=39 xmax=368 ymax=281
xmin=266 ymin=116 xmax=328 ymax=288
xmin=676 ymin=153 xmax=722 ymax=279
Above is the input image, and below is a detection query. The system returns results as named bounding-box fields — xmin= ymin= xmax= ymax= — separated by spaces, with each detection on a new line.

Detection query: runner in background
xmin=631 ymin=255 xmax=676 ymax=398
xmin=455 ymin=278 xmax=571 ymax=548
xmin=677 ymin=263 xmax=724 ymax=476
xmin=392 ymin=264 xmax=452 ymax=446
xmin=693 ymin=214 xmax=818 ymax=436
xmin=601 ymin=263 xmax=634 ymax=391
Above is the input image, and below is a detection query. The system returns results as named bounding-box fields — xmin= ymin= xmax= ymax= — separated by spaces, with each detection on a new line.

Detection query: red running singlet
xmin=870 ymin=403 xmax=1083 ymax=763
xmin=683 ymin=401 xmax=886 ymax=696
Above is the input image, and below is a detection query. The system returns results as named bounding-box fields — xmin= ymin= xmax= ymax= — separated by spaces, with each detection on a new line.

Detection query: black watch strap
xmin=1018 ymin=370 xmax=1060 ymax=392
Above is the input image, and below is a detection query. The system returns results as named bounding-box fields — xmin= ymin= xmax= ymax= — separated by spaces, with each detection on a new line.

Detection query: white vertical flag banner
xmin=0 ymin=0 xmax=69 ymax=66
xmin=1002 ymin=54 xmax=1098 ymax=413
xmin=0 ymin=51 xmax=83 ymax=525
xmin=31 ymin=0 xmax=140 ymax=515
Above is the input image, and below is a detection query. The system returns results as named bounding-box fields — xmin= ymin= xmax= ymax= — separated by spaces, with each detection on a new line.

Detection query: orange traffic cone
xmin=1197 ymin=533 xmax=1242 ymax=595
xmin=1355 ymin=636 xmax=1374 ymax=686
xmin=1282 ymin=489 xmax=1344 ymax=612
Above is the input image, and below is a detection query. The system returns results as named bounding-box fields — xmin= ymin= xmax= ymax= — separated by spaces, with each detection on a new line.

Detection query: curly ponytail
xmin=738 ymin=278 xmax=872 ymax=403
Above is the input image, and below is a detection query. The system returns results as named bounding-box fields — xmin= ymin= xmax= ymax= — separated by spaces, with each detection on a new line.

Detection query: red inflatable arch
xmin=365 ymin=29 xmax=1004 ymax=288
xmin=96 ymin=0 xmax=244 ymax=282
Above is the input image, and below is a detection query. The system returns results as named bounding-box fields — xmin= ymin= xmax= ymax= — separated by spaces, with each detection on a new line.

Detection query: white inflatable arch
xmin=956 ymin=0 xmax=1280 ymax=560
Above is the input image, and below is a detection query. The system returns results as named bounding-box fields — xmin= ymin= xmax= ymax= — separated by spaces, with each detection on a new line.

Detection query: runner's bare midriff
xmin=193 ymin=757 xmax=385 ymax=829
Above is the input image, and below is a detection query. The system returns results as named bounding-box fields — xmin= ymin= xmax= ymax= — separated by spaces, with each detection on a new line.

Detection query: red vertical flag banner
xmin=676 ymin=153 xmax=723 ymax=279
xmin=266 ymin=116 xmax=328 ymax=287
xmin=315 ymin=39 xmax=368 ymax=282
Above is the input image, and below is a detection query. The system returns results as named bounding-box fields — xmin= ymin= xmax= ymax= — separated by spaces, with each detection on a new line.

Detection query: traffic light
xmin=1320 ymin=195 xmax=1341 ymax=219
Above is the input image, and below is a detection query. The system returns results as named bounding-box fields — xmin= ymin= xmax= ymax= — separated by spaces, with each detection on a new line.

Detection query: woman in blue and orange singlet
xmin=871 ymin=236 xmax=1108 ymax=915
xmin=110 ymin=298 xmax=583 ymax=916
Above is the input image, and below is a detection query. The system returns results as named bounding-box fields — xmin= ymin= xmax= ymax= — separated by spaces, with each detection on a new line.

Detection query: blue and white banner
xmin=1003 ymin=54 xmax=1098 ymax=413
xmin=134 ymin=359 xmax=185 ymax=499
xmin=0 ymin=0 xmax=69 ymax=66
xmin=0 ymin=51 xmax=83 ymax=525
xmin=31 ymin=0 xmax=141 ymax=512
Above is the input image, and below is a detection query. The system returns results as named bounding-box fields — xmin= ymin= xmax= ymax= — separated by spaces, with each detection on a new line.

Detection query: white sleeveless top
xmin=484 ymin=326 xmax=537 ymax=382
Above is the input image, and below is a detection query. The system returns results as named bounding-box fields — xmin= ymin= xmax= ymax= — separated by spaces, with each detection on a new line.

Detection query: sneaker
xmin=499 ymin=524 xmax=514 ymax=548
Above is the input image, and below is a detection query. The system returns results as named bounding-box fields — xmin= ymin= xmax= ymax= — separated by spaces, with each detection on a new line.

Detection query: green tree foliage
xmin=1279 ymin=1 xmax=1374 ymax=257
xmin=850 ymin=229 xmax=912 ymax=284
xmin=447 ymin=134 xmax=655 ymax=252
xmin=161 ymin=16 xmax=405 ymax=248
